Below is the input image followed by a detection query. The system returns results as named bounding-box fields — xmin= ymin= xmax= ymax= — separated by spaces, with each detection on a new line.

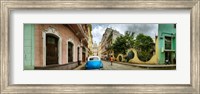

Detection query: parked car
xmin=85 ymin=56 xmax=103 ymax=70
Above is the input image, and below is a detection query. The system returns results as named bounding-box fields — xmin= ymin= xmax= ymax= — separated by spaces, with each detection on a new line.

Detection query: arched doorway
xmin=68 ymin=42 xmax=74 ymax=62
xmin=119 ymin=56 xmax=122 ymax=62
xmin=127 ymin=51 xmax=135 ymax=62
xmin=46 ymin=34 xmax=59 ymax=65
xmin=43 ymin=27 xmax=62 ymax=66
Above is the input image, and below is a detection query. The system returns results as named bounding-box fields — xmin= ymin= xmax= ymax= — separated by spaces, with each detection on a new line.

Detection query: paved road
xmin=101 ymin=61 xmax=144 ymax=70
xmin=75 ymin=61 xmax=175 ymax=70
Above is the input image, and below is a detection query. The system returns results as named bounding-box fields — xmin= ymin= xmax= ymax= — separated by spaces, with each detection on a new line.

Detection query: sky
xmin=91 ymin=24 xmax=158 ymax=45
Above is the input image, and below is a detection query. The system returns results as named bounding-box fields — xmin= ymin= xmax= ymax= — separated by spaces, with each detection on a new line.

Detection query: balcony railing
xmin=65 ymin=24 xmax=89 ymax=46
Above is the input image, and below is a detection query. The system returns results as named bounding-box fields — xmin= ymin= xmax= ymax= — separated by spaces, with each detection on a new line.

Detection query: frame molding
xmin=1 ymin=0 xmax=199 ymax=93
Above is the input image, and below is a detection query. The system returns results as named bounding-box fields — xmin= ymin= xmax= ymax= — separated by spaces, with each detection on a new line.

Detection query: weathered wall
xmin=24 ymin=24 xmax=35 ymax=70
xmin=34 ymin=24 xmax=82 ymax=67
xmin=158 ymin=24 xmax=176 ymax=64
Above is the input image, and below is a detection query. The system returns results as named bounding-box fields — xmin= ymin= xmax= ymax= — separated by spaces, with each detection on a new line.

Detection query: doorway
xmin=165 ymin=52 xmax=171 ymax=64
xmin=77 ymin=47 xmax=80 ymax=65
xmin=119 ymin=56 xmax=122 ymax=62
xmin=82 ymin=47 xmax=86 ymax=62
xmin=46 ymin=34 xmax=59 ymax=65
xmin=68 ymin=42 xmax=74 ymax=62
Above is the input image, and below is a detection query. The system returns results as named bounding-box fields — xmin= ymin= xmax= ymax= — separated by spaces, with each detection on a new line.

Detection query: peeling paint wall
xmin=158 ymin=24 xmax=176 ymax=64
xmin=24 ymin=24 xmax=35 ymax=70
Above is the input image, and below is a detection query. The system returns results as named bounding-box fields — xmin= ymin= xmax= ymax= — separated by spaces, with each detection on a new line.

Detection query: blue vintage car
xmin=85 ymin=56 xmax=103 ymax=70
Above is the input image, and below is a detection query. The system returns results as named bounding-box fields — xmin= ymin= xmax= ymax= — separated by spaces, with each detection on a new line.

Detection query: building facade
xmin=158 ymin=24 xmax=176 ymax=64
xmin=92 ymin=42 xmax=98 ymax=56
xmin=87 ymin=24 xmax=93 ymax=56
xmin=98 ymin=42 xmax=102 ymax=58
xmin=24 ymin=24 xmax=90 ymax=70
xmin=99 ymin=28 xmax=121 ymax=60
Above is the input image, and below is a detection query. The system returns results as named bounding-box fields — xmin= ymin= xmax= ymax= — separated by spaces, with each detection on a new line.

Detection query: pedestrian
xmin=110 ymin=56 xmax=113 ymax=66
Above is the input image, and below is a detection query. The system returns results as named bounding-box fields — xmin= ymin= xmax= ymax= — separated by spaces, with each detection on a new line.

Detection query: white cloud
xmin=107 ymin=24 xmax=127 ymax=34
xmin=91 ymin=24 xmax=158 ymax=44
xmin=91 ymin=24 xmax=107 ymax=44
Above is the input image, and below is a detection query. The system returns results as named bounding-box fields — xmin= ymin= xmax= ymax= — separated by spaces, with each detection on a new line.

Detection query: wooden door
xmin=77 ymin=47 xmax=79 ymax=61
xmin=46 ymin=35 xmax=58 ymax=65
xmin=82 ymin=53 xmax=85 ymax=62
xmin=68 ymin=42 xmax=73 ymax=62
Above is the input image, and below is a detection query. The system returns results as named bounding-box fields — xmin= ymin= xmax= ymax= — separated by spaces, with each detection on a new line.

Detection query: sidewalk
xmin=113 ymin=61 xmax=176 ymax=69
xmin=73 ymin=62 xmax=86 ymax=70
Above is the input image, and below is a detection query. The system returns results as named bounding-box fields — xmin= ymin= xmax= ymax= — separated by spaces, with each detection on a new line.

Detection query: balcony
xmin=64 ymin=24 xmax=89 ymax=46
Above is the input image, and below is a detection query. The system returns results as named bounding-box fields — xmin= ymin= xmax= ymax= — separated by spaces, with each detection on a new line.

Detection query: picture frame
xmin=0 ymin=0 xmax=199 ymax=93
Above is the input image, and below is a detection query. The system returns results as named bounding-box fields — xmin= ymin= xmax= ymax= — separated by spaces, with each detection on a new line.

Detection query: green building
xmin=24 ymin=24 xmax=35 ymax=70
xmin=158 ymin=24 xmax=176 ymax=64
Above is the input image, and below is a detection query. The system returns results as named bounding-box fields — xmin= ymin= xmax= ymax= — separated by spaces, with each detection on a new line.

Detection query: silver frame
xmin=1 ymin=0 xmax=199 ymax=93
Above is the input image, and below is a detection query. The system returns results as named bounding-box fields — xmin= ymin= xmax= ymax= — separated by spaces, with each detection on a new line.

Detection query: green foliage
xmin=110 ymin=32 xmax=154 ymax=62
xmin=112 ymin=31 xmax=135 ymax=57
xmin=134 ymin=33 xmax=154 ymax=61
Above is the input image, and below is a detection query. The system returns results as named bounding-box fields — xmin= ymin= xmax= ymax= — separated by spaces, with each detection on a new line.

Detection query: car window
xmin=89 ymin=57 xmax=99 ymax=61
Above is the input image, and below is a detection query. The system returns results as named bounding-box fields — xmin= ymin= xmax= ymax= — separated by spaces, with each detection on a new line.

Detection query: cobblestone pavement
xmin=101 ymin=61 xmax=144 ymax=70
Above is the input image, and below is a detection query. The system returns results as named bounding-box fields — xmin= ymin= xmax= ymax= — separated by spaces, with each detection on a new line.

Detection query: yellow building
xmin=87 ymin=24 xmax=93 ymax=56
xmin=92 ymin=42 xmax=98 ymax=56
xmin=98 ymin=42 xmax=102 ymax=58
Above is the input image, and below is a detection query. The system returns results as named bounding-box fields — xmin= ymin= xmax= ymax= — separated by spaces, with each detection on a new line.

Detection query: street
xmin=101 ymin=61 xmax=144 ymax=70
xmin=77 ymin=60 xmax=145 ymax=70
xmin=74 ymin=60 xmax=176 ymax=70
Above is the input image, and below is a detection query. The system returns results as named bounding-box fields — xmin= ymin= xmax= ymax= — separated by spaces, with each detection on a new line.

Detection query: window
xmin=165 ymin=36 xmax=172 ymax=50
xmin=68 ymin=42 xmax=73 ymax=62
xmin=47 ymin=37 xmax=56 ymax=44
xmin=89 ymin=57 xmax=100 ymax=61
xmin=82 ymin=47 xmax=86 ymax=52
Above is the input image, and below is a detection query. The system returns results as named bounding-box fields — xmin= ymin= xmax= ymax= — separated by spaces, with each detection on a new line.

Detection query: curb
xmin=74 ymin=63 xmax=86 ymax=70
xmin=113 ymin=61 xmax=176 ymax=68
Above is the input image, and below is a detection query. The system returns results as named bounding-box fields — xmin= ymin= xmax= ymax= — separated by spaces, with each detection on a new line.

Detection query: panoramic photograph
xmin=24 ymin=24 xmax=176 ymax=70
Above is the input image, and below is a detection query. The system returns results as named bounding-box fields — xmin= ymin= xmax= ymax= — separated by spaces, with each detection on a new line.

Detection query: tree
xmin=112 ymin=31 xmax=135 ymax=58
xmin=124 ymin=31 xmax=135 ymax=48
xmin=134 ymin=33 xmax=154 ymax=61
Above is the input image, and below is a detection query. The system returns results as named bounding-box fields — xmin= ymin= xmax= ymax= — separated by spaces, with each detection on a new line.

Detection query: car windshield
xmin=89 ymin=57 xmax=99 ymax=61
